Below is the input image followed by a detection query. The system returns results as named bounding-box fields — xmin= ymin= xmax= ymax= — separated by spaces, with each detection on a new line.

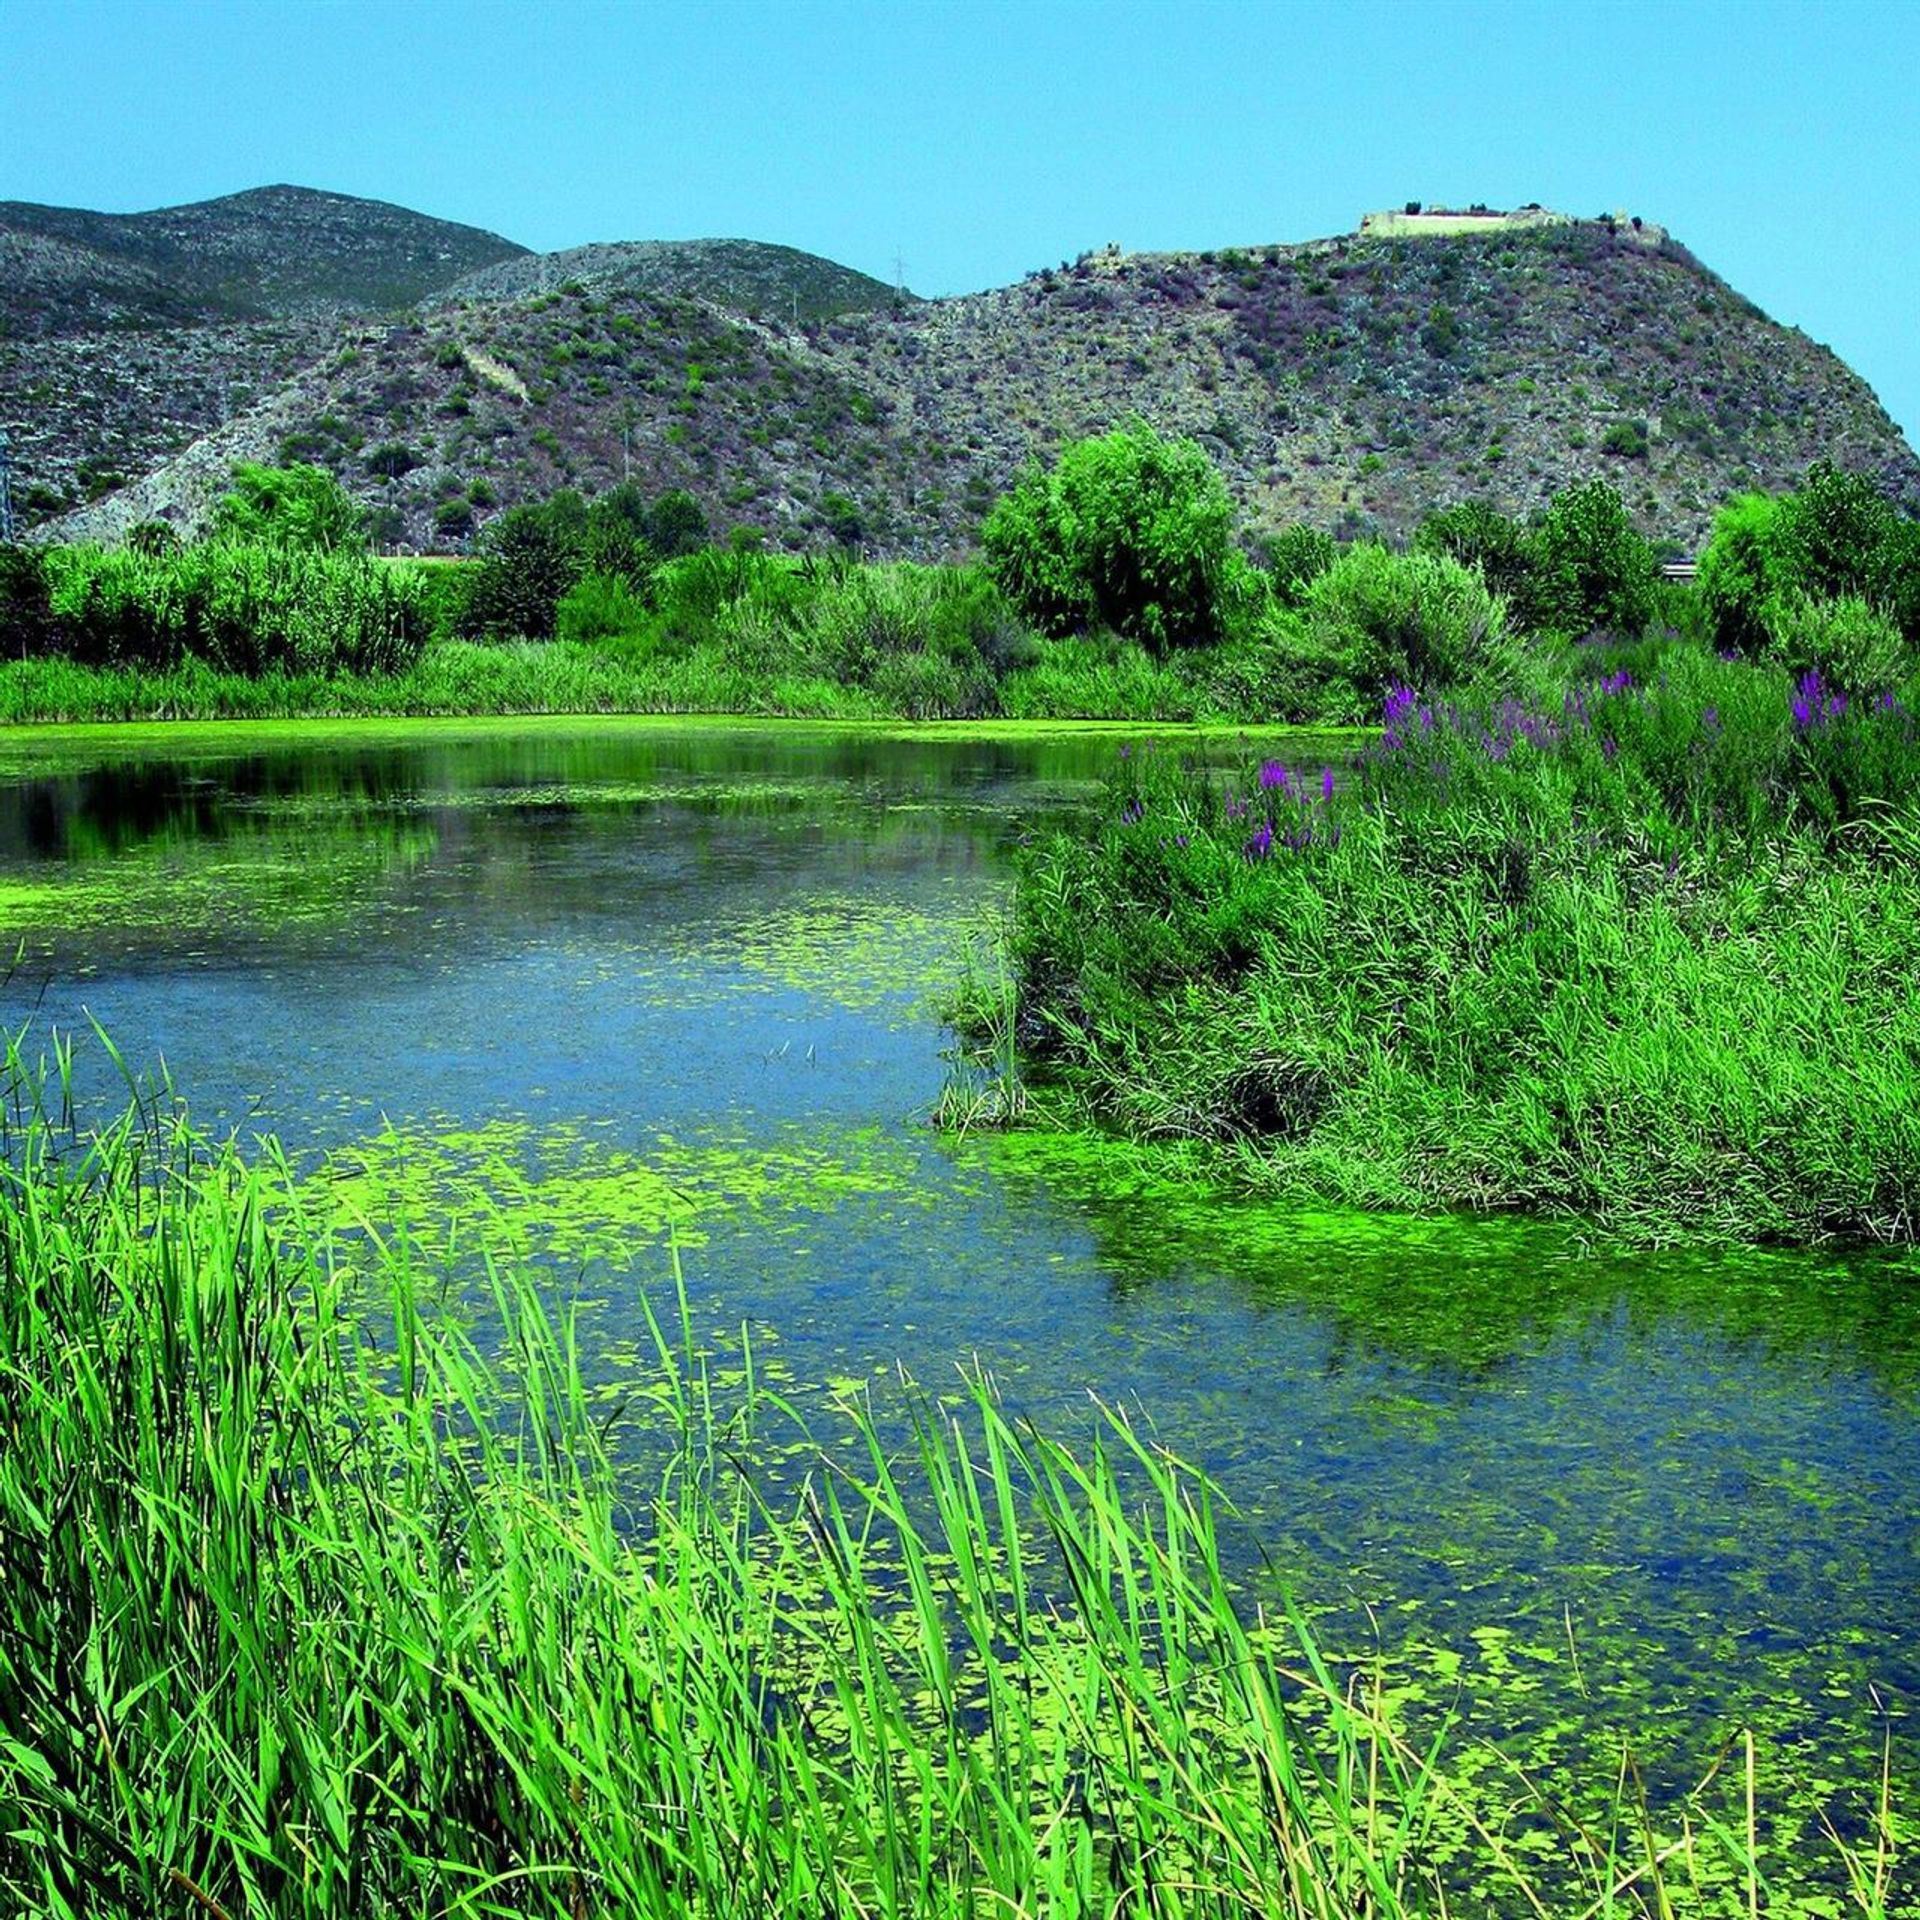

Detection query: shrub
xmin=1600 ymin=420 xmax=1650 ymax=460
xmin=1762 ymin=593 xmax=1909 ymax=698
xmin=209 ymin=462 xmax=366 ymax=553
xmin=366 ymin=442 xmax=422 ymax=481
xmin=1412 ymin=499 xmax=1532 ymax=604
xmin=644 ymin=488 xmax=710 ymax=559
xmin=455 ymin=501 xmax=587 ymax=640
xmin=432 ymin=499 xmax=474 ymax=540
xmin=1301 ymin=544 xmax=1518 ymax=715
xmin=1261 ymin=524 xmax=1337 ymax=608
xmin=1523 ymin=479 xmax=1657 ymax=638
xmin=982 ymin=422 xmax=1239 ymax=651
xmin=1696 ymin=492 xmax=1789 ymax=658
xmin=0 ymin=546 xmax=60 ymax=657
xmin=1699 ymin=466 xmax=1920 ymax=657
xmin=555 ymin=571 xmax=650 ymax=646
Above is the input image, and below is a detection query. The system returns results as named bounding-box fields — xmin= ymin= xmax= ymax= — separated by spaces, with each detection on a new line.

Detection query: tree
xmin=210 ymin=462 xmax=366 ymax=553
xmin=455 ymin=500 xmax=586 ymax=639
xmin=1522 ymin=479 xmax=1657 ymax=638
xmin=982 ymin=421 xmax=1239 ymax=651
xmin=644 ymin=489 xmax=709 ymax=559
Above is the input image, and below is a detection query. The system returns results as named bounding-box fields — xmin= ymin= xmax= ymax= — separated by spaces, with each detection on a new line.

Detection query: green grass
xmin=2 ymin=1045 xmax=1906 ymax=1915
xmin=950 ymin=648 xmax=1920 ymax=1245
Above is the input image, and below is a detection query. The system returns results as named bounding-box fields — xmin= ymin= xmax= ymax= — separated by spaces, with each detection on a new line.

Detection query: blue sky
xmin=8 ymin=0 xmax=1918 ymax=440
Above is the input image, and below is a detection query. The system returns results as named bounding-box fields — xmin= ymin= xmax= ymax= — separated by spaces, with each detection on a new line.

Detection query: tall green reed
xmin=0 ymin=1046 xmax=1905 ymax=1914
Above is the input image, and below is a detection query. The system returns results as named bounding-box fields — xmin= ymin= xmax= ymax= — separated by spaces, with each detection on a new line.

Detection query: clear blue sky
xmin=7 ymin=0 xmax=1918 ymax=441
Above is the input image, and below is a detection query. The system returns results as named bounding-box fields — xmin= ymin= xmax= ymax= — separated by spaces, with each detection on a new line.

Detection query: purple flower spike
xmin=1321 ymin=765 xmax=1335 ymax=803
xmin=1258 ymin=760 xmax=1292 ymax=793
xmin=1244 ymin=820 xmax=1274 ymax=862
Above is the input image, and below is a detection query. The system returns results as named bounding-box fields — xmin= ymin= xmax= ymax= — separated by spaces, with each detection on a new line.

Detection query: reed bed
xmin=0 ymin=1043 xmax=1906 ymax=1916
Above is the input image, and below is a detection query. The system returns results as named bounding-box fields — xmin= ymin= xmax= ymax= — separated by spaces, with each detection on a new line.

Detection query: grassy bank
xmin=949 ymin=647 xmax=1920 ymax=1245
xmin=1 ymin=1062 xmax=1904 ymax=1916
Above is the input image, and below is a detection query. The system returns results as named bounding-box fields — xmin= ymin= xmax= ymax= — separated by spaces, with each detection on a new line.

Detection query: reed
xmin=0 ymin=1045 xmax=1905 ymax=1915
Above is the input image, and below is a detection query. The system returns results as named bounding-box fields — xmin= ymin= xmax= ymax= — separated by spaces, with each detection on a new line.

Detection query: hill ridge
xmin=6 ymin=192 xmax=1916 ymax=556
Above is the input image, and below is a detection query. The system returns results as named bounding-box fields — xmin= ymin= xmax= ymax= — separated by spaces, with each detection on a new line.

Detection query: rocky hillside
xmin=19 ymin=197 xmax=1920 ymax=558
xmin=430 ymin=238 xmax=908 ymax=323
xmin=0 ymin=186 xmax=527 ymax=328
xmin=0 ymin=187 xmax=527 ymax=521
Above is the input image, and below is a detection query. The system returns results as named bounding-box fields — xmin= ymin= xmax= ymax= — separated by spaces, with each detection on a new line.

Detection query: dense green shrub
xmin=1762 ymin=593 xmax=1909 ymax=698
xmin=1522 ymin=479 xmax=1658 ymax=638
xmin=1413 ymin=499 xmax=1533 ymax=605
xmin=1696 ymin=492 xmax=1787 ymax=657
xmin=209 ymin=462 xmax=366 ymax=553
xmin=1699 ymin=465 xmax=1920 ymax=658
xmin=982 ymin=422 xmax=1241 ymax=651
xmin=1300 ymin=545 xmax=1519 ymax=716
xmin=455 ymin=501 xmax=587 ymax=639
xmin=1261 ymin=524 xmax=1337 ymax=608
xmin=35 ymin=543 xmax=431 ymax=674
xmin=0 ymin=545 xmax=60 ymax=657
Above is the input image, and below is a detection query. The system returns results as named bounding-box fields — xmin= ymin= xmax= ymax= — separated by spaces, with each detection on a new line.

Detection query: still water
xmin=2 ymin=715 xmax=1916 ymax=1826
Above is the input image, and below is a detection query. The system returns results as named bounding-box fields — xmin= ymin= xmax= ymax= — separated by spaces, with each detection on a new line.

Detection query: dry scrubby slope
xmin=30 ymin=209 xmax=1920 ymax=557
xmin=428 ymin=237 xmax=907 ymax=323
xmin=0 ymin=186 xmax=528 ymax=518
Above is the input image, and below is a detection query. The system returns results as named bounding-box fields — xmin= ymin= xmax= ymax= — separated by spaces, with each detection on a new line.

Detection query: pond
xmin=3 ymin=714 xmax=1916 ymax=1852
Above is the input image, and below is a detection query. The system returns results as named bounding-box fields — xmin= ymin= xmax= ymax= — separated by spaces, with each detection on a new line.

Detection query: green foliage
xmin=1696 ymin=491 xmax=1789 ymax=657
xmin=1600 ymin=419 xmax=1650 ymax=460
xmin=34 ymin=543 xmax=430 ymax=675
xmin=0 ymin=545 xmax=60 ymax=657
xmin=644 ymin=486 xmax=710 ymax=559
xmin=431 ymin=498 xmax=474 ymax=540
xmin=974 ymin=650 xmax=1920 ymax=1243
xmin=1412 ymin=498 xmax=1533 ymax=604
xmin=1523 ymin=479 xmax=1658 ymax=637
xmin=1699 ymin=467 xmax=1920 ymax=658
xmin=365 ymin=441 xmax=421 ymax=481
xmin=1261 ymin=524 xmax=1337 ymax=609
xmin=982 ymin=422 xmax=1240 ymax=651
xmin=455 ymin=499 xmax=588 ymax=640
xmin=210 ymin=462 xmax=367 ymax=554
xmin=1301 ymin=544 xmax=1520 ymax=715
xmin=1762 ymin=593 xmax=1910 ymax=698
xmin=125 ymin=520 xmax=182 ymax=558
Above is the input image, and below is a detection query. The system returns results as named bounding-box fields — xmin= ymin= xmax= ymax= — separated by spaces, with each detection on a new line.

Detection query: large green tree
xmin=209 ymin=462 xmax=366 ymax=553
xmin=982 ymin=422 xmax=1239 ymax=651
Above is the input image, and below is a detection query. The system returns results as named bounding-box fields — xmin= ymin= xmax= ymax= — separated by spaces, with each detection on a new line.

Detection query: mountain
xmin=430 ymin=238 xmax=908 ymax=323
xmin=0 ymin=186 xmax=529 ymax=521
xmin=14 ymin=195 xmax=1920 ymax=558
xmin=0 ymin=185 xmax=528 ymax=329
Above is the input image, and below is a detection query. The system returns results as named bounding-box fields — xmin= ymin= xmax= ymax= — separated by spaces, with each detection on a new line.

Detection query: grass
xmin=948 ymin=647 xmax=1920 ymax=1245
xmin=1 ymin=1041 xmax=1907 ymax=1915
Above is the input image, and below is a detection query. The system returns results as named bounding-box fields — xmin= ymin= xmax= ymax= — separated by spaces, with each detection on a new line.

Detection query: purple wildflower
xmin=1121 ymin=797 xmax=1145 ymax=825
xmin=1258 ymin=760 xmax=1293 ymax=793
xmin=1321 ymin=765 xmax=1335 ymax=803
xmin=1244 ymin=820 xmax=1274 ymax=862
xmin=1601 ymin=735 xmax=1617 ymax=762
